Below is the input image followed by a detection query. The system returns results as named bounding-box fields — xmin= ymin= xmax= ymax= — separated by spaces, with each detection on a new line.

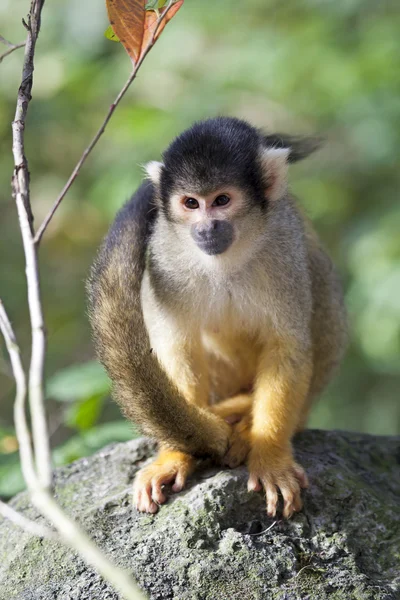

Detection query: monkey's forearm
xmin=252 ymin=338 xmax=312 ymax=447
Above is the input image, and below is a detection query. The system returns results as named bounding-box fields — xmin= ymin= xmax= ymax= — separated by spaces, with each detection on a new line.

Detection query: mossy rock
xmin=0 ymin=430 xmax=399 ymax=599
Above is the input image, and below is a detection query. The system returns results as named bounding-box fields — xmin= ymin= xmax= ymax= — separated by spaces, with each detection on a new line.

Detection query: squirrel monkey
xmin=87 ymin=117 xmax=347 ymax=518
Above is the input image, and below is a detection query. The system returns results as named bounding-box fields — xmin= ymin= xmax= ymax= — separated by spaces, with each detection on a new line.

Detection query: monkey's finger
xmin=293 ymin=463 xmax=309 ymax=488
xmin=151 ymin=469 xmax=178 ymax=504
xmin=151 ymin=479 xmax=168 ymax=505
xmin=172 ymin=470 xmax=187 ymax=493
xmin=247 ymin=474 xmax=263 ymax=493
xmin=277 ymin=475 xmax=301 ymax=519
xmin=263 ymin=480 xmax=279 ymax=517
xmin=135 ymin=480 xmax=158 ymax=513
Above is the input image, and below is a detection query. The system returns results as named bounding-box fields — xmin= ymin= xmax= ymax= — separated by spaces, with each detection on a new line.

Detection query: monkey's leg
xmin=248 ymin=336 xmax=312 ymax=518
xmin=133 ymin=447 xmax=196 ymax=513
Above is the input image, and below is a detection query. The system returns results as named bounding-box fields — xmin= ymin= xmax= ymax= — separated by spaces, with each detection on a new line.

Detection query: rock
xmin=0 ymin=430 xmax=399 ymax=600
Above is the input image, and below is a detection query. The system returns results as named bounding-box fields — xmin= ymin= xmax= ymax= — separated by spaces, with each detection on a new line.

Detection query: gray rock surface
xmin=0 ymin=430 xmax=399 ymax=600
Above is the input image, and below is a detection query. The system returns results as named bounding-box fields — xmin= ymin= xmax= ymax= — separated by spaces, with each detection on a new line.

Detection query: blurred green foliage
xmin=0 ymin=0 xmax=399 ymax=498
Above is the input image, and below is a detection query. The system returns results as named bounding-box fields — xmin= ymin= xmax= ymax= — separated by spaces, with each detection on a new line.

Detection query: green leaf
xmin=0 ymin=456 xmax=24 ymax=498
xmin=104 ymin=24 xmax=120 ymax=43
xmin=65 ymin=393 xmax=105 ymax=431
xmin=83 ymin=420 xmax=138 ymax=448
xmin=46 ymin=361 xmax=111 ymax=403
xmin=52 ymin=421 xmax=138 ymax=467
xmin=145 ymin=0 xmax=167 ymax=11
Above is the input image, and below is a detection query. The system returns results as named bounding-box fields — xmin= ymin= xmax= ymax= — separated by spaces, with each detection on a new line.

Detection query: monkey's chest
xmin=202 ymin=328 xmax=262 ymax=401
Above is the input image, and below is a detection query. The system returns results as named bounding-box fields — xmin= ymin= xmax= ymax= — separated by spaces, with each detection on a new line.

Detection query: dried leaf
xmin=105 ymin=0 xmax=146 ymax=63
xmin=105 ymin=0 xmax=184 ymax=65
xmin=140 ymin=0 xmax=184 ymax=60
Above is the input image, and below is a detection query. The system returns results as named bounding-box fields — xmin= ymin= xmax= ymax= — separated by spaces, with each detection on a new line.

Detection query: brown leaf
xmin=106 ymin=0 xmax=146 ymax=64
xmin=140 ymin=0 xmax=184 ymax=59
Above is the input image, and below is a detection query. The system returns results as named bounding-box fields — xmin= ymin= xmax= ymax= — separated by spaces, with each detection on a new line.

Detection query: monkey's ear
xmin=260 ymin=147 xmax=290 ymax=202
xmin=144 ymin=161 xmax=164 ymax=185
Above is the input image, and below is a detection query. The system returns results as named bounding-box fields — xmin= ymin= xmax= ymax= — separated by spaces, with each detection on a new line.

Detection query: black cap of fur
xmin=160 ymin=117 xmax=267 ymax=215
xmin=158 ymin=117 xmax=320 ymax=219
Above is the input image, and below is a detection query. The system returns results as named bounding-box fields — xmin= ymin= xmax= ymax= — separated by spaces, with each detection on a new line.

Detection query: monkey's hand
xmin=133 ymin=449 xmax=196 ymax=513
xmin=247 ymin=442 xmax=308 ymax=518
xmin=222 ymin=415 xmax=252 ymax=469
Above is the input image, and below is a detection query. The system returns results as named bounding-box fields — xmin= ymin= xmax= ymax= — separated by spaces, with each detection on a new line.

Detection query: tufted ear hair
xmin=262 ymin=133 xmax=322 ymax=163
xmin=260 ymin=147 xmax=290 ymax=202
xmin=144 ymin=161 xmax=164 ymax=185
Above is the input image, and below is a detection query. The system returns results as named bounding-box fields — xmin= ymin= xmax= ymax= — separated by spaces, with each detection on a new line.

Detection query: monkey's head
xmin=145 ymin=117 xmax=319 ymax=260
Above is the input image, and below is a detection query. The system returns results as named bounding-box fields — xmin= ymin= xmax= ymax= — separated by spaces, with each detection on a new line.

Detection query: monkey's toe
xmin=133 ymin=450 xmax=196 ymax=513
xmin=247 ymin=446 xmax=307 ymax=519
xmin=133 ymin=482 xmax=159 ymax=514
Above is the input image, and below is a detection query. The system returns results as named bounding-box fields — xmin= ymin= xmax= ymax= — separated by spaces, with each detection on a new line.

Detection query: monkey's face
xmin=168 ymin=187 xmax=248 ymax=256
xmin=144 ymin=117 xmax=292 ymax=265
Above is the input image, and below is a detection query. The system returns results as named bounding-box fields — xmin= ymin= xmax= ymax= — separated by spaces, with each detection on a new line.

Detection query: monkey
xmin=87 ymin=117 xmax=347 ymax=519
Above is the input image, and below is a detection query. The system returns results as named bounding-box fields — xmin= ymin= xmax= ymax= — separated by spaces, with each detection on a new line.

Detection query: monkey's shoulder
xmin=109 ymin=180 xmax=158 ymax=242
xmin=88 ymin=180 xmax=157 ymax=297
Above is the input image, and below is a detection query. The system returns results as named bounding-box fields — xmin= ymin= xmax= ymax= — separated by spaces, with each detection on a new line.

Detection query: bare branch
xmin=0 ymin=39 xmax=25 ymax=64
xmin=1 ymin=298 xmax=147 ymax=599
xmin=34 ymin=0 xmax=176 ymax=246
xmin=31 ymin=490 xmax=147 ymax=600
xmin=0 ymin=34 xmax=16 ymax=47
xmin=11 ymin=0 xmax=52 ymax=490
xmin=0 ymin=500 xmax=58 ymax=540
xmin=0 ymin=300 xmax=37 ymax=490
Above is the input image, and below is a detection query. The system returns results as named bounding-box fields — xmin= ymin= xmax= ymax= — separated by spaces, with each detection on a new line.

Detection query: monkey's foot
xmin=247 ymin=444 xmax=308 ymax=519
xmin=133 ymin=450 xmax=195 ymax=513
xmin=222 ymin=415 xmax=252 ymax=468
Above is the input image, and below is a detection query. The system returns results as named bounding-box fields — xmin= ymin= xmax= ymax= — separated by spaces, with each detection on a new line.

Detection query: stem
xmin=0 ymin=300 xmax=147 ymax=599
xmin=11 ymin=0 xmax=52 ymax=489
xmin=0 ymin=499 xmax=58 ymax=540
xmin=0 ymin=300 xmax=36 ymax=490
xmin=31 ymin=490 xmax=147 ymax=600
xmin=0 ymin=40 xmax=25 ymax=64
xmin=34 ymin=1 xmax=175 ymax=246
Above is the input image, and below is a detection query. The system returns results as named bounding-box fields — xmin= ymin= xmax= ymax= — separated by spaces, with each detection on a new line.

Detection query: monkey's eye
xmin=212 ymin=194 xmax=230 ymax=207
xmin=184 ymin=197 xmax=199 ymax=209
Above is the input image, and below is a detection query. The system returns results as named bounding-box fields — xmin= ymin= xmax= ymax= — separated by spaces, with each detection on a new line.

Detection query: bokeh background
xmin=1 ymin=0 xmax=399 ymax=498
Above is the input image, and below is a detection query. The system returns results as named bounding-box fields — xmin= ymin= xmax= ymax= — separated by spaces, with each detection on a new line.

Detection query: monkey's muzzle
xmin=190 ymin=219 xmax=234 ymax=255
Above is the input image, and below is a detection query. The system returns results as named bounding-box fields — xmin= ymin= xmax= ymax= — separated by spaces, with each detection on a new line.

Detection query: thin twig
xmin=11 ymin=0 xmax=51 ymax=490
xmin=0 ymin=300 xmax=37 ymax=490
xmin=0 ymin=499 xmax=58 ymax=540
xmin=0 ymin=40 xmax=25 ymax=64
xmin=0 ymin=297 xmax=146 ymax=599
xmin=34 ymin=0 xmax=176 ymax=246
xmin=0 ymin=34 xmax=16 ymax=47
xmin=30 ymin=490 xmax=147 ymax=600
xmin=247 ymin=520 xmax=278 ymax=536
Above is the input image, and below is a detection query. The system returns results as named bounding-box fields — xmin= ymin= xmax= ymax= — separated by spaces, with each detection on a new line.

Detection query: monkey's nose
xmin=191 ymin=220 xmax=221 ymax=242
xmin=190 ymin=220 xmax=234 ymax=255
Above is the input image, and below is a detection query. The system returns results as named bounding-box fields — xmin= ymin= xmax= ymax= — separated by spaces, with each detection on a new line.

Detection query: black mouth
xmin=196 ymin=239 xmax=232 ymax=255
